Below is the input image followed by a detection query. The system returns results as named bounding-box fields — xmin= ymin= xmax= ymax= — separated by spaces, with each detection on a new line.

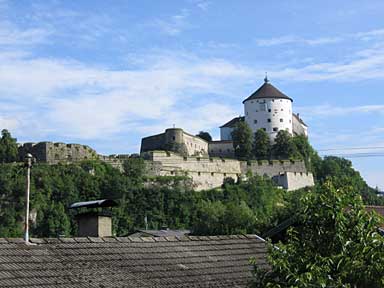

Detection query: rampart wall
xmin=208 ymin=141 xmax=235 ymax=158
xmin=273 ymin=171 xmax=315 ymax=191
xmin=19 ymin=142 xmax=98 ymax=164
xmin=240 ymin=160 xmax=307 ymax=177
xmin=143 ymin=151 xmax=241 ymax=190
xmin=143 ymin=151 xmax=314 ymax=191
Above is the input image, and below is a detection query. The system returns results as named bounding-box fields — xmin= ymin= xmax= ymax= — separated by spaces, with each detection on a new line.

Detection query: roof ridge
xmin=0 ymin=234 xmax=263 ymax=245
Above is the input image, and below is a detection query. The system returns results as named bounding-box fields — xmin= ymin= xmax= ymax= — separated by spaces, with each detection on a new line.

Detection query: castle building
xmin=220 ymin=77 xmax=307 ymax=142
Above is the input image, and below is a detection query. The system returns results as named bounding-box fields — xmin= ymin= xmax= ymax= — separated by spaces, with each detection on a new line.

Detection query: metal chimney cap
xmin=69 ymin=199 xmax=118 ymax=209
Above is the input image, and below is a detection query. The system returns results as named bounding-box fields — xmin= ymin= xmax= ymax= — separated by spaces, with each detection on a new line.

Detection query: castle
xmin=141 ymin=77 xmax=308 ymax=159
xmin=18 ymin=78 xmax=314 ymax=191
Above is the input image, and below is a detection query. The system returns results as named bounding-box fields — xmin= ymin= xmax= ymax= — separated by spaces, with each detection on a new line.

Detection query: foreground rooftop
xmin=0 ymin=234 xmax=267 ymax=287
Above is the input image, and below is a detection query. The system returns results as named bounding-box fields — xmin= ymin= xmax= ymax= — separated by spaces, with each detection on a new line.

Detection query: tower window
xmin=260 ymin=103 xmax=266 ymax=111
xmin=268 ymin=119 xmax=271 ymax=122
xmin=254 ymin=120 xmax=257 ymax=124
xmin=281 ymin=109 xmax=283 ymax=111
xmin=273 ymin=127 xmax=278 ymax=132
xmin=280 ymin=119 xmax=283 ymax=122
xmin=262 ymin=128 xmax=266 ymax=131
xmin=268 ymin=109 xmax=271 ymax=112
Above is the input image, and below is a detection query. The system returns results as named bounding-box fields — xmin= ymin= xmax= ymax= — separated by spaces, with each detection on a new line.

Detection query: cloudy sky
xmin=1 ymin=0 xmax=384 ymax=189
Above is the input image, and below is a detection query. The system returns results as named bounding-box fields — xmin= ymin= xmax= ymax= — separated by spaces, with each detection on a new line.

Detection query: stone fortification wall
xmin=208 ymin=141 xmax=235 ymax=158
xmin=141 ymin=128 xmax=208 ymax=157
xmin=143 ymin=151 xmax=314 ymax=191
xmin=19 ymin=142 xmax=98 ymax=164
xmin=292 ymin=114 xmax=308 ymax=136
xmin=140 ymin=133 xmax=167 ymax=154
xmin=273 ymin=171 xmax=315 ymax=191
xmin=98 ymin=155 xmax=130 ymax=170
xmin=143 ymin=151 xmax=241 ymax=191
xmin=240 ymin=160 xmax=307 ymax=178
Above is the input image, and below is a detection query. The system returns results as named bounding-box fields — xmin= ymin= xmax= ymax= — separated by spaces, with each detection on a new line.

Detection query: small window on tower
xmin=273 ymin=127 xmax=278 ymax=132
xmin=262 ymin=128 xmax=266 ymax=131
xmin=281 ymin=109 xmax=283 ymax=111
xmin=268 ymin=109 xmax=271 ymax=112
xmin=268 ymin=119 xmax=271 ymax=122
xmin=260 ymin=103 xmax=266 ymax=111
xmin=254 ymin=120 xmax=257 ymax=124
xmin=280 ymin=119 xmax=283 ymax=122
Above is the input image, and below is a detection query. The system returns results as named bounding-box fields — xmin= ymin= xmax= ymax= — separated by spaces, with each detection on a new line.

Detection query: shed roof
xmin=243 ymin=81 xmax=292 ymax=103
xmin=0 ymin=234 xmax=267 ymax=287
xmin=69 ymin=199 xmax=118 ymax=209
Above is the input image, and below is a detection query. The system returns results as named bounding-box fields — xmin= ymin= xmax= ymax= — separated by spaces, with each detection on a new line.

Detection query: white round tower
xmin=243 ymin=77 xmax=293 ymax=141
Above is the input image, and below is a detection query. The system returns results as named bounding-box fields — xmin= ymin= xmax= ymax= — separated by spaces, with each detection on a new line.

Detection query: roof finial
xmin=264 ymin=72 xmax=269 ymax=83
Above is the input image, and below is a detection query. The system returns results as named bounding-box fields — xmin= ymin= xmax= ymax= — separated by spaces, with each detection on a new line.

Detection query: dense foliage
xmin=0 ymin=158 xmax=284 ymax=238
xmin=230 ymin=123 xmax=321 ymax=172
xmin=0 ymin=129 xmax=18 ymax=163
xmin=252 ymin=181 xmax=384 ymax=287
xmin=253 ymin=129 xmax=270 ymax=159
xmin=196 ymin=131 xmax=212 ymax=142
xmin=231 ymin=121 xmax=253 ymax=159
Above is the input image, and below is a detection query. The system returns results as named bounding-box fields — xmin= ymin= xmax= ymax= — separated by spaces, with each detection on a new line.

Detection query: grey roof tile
xmin=0 ymin=234 xmax=267 ymax=287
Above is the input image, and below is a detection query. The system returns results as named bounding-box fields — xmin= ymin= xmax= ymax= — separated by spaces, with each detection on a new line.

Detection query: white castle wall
xmin=273 ymin=171 xmax=315 ymax=191
xmin=144 ymin=151 xmax=241 ymax=190
xmin=183 ymin=132 xmax=209 ymax=156
xmin=144 ymin=151 xmax=314 ymax=191
xmin=244 ymin=98 xmax=292 ymax=139
xmin=292 ymin=115 xmax=308 ymax=136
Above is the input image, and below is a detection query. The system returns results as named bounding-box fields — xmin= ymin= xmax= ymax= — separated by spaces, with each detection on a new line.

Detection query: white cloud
xmin=297 ymin=104 xmax=384 ymax=117
xmin=255 ymin=35 xmax=343 ymax=47
xmin=0 ymin=20 xmax=51 ymax=46
xmin=255 ymin=28 xmax=384 ymax=47
xmin=0 ymin=49 xmax=252 ymax=140
xmin=150 ymin=9 xmax=191 ymax=36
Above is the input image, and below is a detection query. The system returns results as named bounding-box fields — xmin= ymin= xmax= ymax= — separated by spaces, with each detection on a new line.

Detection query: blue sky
xmin=1 ymin=0 xmax=384 ymax=189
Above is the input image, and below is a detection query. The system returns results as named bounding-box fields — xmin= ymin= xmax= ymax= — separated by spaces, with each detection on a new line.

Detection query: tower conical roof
xmin=242 ymin=79 xmax=293 ymax=103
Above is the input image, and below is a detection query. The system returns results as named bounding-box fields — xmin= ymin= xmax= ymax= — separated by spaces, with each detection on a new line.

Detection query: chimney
xmin=69 ymin=199 xmax=117 ymax=237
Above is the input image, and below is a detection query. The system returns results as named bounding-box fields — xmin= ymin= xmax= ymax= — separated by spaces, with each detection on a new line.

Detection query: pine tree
xmin=253 ymin=129 xmax=271 ymax=159
xmin=231 ymin=121 xmax=253 ymax=160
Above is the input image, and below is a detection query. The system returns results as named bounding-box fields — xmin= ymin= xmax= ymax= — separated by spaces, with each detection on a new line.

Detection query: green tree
xmin=252 ymin=181 xmax=384 ymax=287
xmin=123 ymin=157 xmax=146 ymax=185
xmin=272 ymin=130 xmax=297 ymax=159
xmin=196 ymin=131 xmax=212 ymax=142
xmin=292 ymin=134 xmax=321 ymax=172
xmin=231 ymin=121 xmax=253 ymax=160
xmin=253 ymin=129 xmax=271 ymax=159
xmin=0 ymin=129 xmax=18 ymax=163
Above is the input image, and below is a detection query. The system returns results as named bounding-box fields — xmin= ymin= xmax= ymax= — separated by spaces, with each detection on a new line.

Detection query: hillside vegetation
xmin=0 ymin=129 xmax=382 ymax=238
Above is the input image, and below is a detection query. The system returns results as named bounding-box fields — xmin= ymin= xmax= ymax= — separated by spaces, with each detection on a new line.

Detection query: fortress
xmin=18 ymin=78 xmax=314 ymax=191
